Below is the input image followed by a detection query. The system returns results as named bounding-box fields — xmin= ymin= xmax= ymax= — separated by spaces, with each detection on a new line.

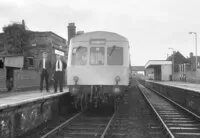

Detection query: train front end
xmin=66 ymin=31 xmax=130 ymax=110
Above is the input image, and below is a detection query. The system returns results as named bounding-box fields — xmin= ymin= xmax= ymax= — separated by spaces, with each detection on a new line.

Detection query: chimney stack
xmin=190 ymin=52 xmax=193 ymax=58
xmin=67 ymin=23 xmax=76 ymax=45
xmin=22 ymin=20 xmax=25 ymax=30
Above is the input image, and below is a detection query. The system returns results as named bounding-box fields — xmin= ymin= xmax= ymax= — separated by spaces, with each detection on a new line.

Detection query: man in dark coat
xmin=53 ymin=55 xmax=67 ymax=93
xmin=38 ymin=52 xmax=51 ymax=92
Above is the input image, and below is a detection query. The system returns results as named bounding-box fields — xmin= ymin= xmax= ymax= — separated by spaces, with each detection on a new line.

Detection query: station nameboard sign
xmin=55 ymin=49 xmax=64 ymax=56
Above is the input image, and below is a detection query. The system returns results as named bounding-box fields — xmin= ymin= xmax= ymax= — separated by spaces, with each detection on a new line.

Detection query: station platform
xmin=146 ymin=80 xmax=200 ymax=93
xmin=0 ymin=87 xmax=69 ymax=110
xmin=145 ymin=80 xmax=200 ymax=117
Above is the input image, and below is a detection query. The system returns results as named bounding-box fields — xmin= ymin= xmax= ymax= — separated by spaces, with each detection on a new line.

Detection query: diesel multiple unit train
xmin=67 ymin=31 xmax=131 ymax=110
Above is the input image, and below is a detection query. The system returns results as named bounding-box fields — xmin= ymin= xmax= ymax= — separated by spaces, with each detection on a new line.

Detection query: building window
xmin=27 ymin=57 xmax=34 ymax=67
xmin=0 ymin=58 xmax=3 ymax=68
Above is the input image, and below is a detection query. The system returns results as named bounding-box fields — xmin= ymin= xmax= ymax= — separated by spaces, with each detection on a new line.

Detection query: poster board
xmin=5 ymin=56 xmax=24 ymax=68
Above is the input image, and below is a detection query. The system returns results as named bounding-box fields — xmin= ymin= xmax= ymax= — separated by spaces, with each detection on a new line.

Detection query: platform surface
xmin=0 ymin=87 xmax=69 ymax=110
xmin=146 ymin=80 xmax=200 ymax=93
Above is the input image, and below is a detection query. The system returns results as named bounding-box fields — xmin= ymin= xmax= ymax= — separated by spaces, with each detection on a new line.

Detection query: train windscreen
xmin=71 ymin=46 xmax=87 ymax=65
xmin=107 ymin=46 xmax=123 ymax=65
xmin=90 ymin=47 xmax=105 ymax=65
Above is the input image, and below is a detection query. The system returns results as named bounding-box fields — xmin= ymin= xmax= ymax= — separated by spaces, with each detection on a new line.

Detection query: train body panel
xmin=67 ymin=66 xmax=129 ymax=85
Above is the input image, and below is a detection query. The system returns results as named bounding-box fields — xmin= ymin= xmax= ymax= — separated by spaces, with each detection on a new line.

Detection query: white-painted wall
xmin=161 ymin=64 xmax=172 ymax=81
xmin=145 ymin=68 xmax=154 ymax=80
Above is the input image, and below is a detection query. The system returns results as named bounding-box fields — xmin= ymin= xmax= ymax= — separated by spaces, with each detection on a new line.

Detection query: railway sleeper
xmin=174 ymin=132 xmax=200 ymax=138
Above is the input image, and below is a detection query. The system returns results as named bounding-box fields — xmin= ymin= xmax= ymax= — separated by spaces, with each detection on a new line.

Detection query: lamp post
xmin=169 ymin=48 xmax=175 ymax=81
xmin=189 ymin=32 xmax=197 ymax=83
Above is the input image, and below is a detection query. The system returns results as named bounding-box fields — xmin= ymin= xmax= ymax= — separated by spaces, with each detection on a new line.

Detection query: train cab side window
xmin=107 ymin=46 xmax=123 ymax=65
xmin=71 ymin=47 xmax=87 ymax=65
xmin=90 ymin=47 xmax=105 ymax=65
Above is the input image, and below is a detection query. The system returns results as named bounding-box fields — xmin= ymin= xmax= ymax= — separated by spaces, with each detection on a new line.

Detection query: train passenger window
xmin=90 ymin=47 xmax=105 ymax=65
xmin=71 ymin=47 xmax=87 ymax=65
xmin=107 ymin=46 xmax=123 ymax=65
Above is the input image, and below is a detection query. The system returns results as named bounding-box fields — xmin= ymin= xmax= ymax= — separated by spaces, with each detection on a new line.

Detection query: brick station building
xmin=25 ymin=31 xmax=67 ymax=70
xmin=0 ymin=27 xmax=68 ymax=91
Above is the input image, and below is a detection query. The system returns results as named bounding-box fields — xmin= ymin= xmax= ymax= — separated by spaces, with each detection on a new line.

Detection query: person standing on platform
xmin=53 ymin=55 xmax=67 ymax=93
xmin=39 ymin=52 xmax=51 ymax=92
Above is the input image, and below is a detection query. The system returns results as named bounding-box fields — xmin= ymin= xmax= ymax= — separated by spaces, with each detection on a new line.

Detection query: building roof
xmin=145 ymin=60 xmax=172 ymax=68
xmin=167 ymin=51 xmax=188 ymax=63
xmin=131 ymin=66 xmax=145 ymax=71
xmin=71 ymin=31 xmax=128 ymax=42
xmin=30 ymin=31 xmax=66 ymax=42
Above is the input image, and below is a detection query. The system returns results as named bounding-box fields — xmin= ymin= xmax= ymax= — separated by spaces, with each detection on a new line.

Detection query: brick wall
xmin=0 ymin=69 xmax=7 ymax=91
xmin=29 ymin=32 xmax=66 ymax=49
xmin=13 ymin=70 xmax=40 ymax=91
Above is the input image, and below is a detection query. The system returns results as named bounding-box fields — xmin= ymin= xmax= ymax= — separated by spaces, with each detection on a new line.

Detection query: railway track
xmin=40 ymin=108 xmax=114 ymax=138
xmin=138 ymin=83 xmax=200 ymax=138
xmin=40 ymin=102 xmax=129 ymax=138
xmin=40 ymin=92 xmax=131 ymax=138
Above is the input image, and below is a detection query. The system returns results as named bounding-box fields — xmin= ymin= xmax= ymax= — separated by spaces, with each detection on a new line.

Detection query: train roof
xmin=71 ymin=31 xmax=128 ymax=42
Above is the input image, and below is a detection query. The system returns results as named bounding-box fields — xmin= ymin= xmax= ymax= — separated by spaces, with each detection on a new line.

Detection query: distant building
xmin=166 ymin=51 xmax=188 ymax=72
xmin=186 ymin=52 xmax=200 ymax=71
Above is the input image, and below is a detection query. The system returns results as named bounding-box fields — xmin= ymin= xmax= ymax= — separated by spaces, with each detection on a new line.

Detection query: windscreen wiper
xmin=76 ymin=46 xmax=82 ymax=52
xmin=72 ymin=46 xmax=82 ymax=55
xmin=109 ymin=45 xmax=116 ymax=56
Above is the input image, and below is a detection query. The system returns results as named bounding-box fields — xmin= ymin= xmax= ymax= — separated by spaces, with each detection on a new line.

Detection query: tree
xmin=3 ymin=23 xmax=30 ymax=55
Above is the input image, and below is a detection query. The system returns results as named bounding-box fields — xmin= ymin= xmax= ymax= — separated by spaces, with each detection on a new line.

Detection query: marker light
xmin=73 ymin=76 xmax=79 ymax=84
xmin=115 ymin=76 xmax=121 ymax=84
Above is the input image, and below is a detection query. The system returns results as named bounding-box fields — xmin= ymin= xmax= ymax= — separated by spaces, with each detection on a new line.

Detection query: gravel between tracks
xmin=125 ymin=80 xmax=164 ymax=138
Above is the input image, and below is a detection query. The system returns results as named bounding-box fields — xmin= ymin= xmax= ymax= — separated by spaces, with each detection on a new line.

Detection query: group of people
xmin=38 ymin=52 xmax=67 ymax=93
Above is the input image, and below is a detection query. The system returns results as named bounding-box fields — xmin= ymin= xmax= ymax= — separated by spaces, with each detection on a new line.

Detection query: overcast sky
xmin=0 ymin=0 xmax=200 ymax=66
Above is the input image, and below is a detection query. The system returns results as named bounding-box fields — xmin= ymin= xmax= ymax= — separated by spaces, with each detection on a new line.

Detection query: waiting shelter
xmin=145 ymin=60 xmax=172 ymax=81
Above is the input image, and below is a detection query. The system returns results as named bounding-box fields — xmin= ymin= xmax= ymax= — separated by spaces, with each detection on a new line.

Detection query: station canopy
xmin=145 ymin=60 xmax=172 ymax=69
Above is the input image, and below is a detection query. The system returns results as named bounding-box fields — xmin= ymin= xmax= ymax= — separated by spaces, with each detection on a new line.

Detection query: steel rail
xmin=101 ymin=108 xmax=118 ymax=138
xmin=138 ymin=84 xmax=175 ymax=138
xmin=147 ymin=86 xmax=200 ymax=120
xmin=40 ymin=112 xmax=82 ymax=138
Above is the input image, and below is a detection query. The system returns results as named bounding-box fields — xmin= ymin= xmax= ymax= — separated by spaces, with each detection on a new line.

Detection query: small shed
xmin=145 ymin=60 xmax=172 ymax=81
